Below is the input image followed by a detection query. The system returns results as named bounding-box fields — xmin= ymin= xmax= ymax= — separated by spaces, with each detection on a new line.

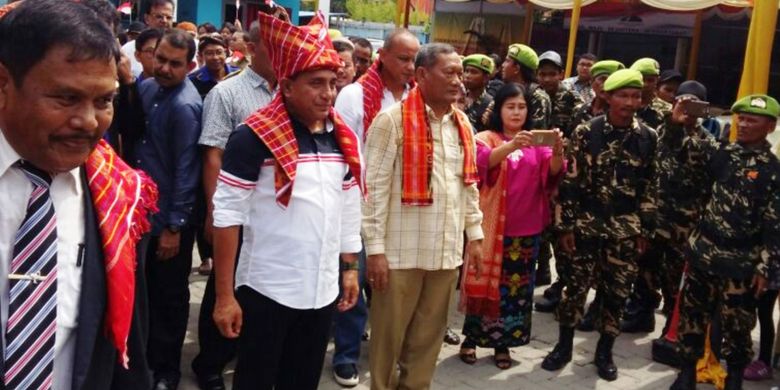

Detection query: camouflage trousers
xmin=652 ymin=237 xmax=686 ymax=317
xmin=677 ymin=265 xmax=757 ymax=365
xmin=538 ymin=227 xmax=554 ymax=268
xmin=555 ymin=237 xmax=639 ymax=337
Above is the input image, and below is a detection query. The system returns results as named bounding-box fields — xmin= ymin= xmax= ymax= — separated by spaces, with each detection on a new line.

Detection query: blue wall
xmin=196 ymin=0 xmax=221 ymax=26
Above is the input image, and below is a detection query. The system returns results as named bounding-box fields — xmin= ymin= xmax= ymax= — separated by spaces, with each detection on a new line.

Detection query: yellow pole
xmin=731 ymin=0 xmax=778 ymax=142
xmin=395 ymin=0 xmax=405 ymax=27
xmin=687 ymin=10 xmax=703 ymax=80
xmin=521 ymin=2 xmax=534 ymax=45
xmin=564 ymin=0 xmax=582 ymax=78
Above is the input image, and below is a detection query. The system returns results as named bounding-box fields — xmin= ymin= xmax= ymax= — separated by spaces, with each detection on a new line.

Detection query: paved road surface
xmin=177 ymin=262 xmax=778 ymax=390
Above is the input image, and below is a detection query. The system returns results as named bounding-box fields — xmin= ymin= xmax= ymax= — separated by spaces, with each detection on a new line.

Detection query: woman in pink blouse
xmin=460 ymin=83 xmax=565 ymax=369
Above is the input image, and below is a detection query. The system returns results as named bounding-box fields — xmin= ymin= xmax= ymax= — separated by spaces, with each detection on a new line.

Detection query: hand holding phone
xmin=530 ymin=130 xmax=557 ymax=146
xmin=681 ymin=100 xmax=710 ymax=118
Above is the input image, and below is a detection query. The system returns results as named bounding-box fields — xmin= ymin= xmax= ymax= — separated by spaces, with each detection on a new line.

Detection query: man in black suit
xmin=0 ymin=1 xmax=154 ymax=389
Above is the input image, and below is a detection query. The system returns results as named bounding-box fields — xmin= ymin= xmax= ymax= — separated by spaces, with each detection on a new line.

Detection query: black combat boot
xmin=620 ymin=309 xmax=656 ymax=333
xmin=541 ymin=326 xmax=574 ymax=371
xmin=724 ymin=364 xmax=745 ymax=390
xmin=535 ymin=281 xmax=563 ymax=313
xmin=595 ymin=334 xmax=618 ymax=381
xmin=669 ymin=360 xmax=697 ymax=390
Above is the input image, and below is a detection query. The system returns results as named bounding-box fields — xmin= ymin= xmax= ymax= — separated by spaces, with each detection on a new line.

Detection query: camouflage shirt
xmin=686 ymin=140 xmax=780 ymax=279
xmin=557 ymin=115 xmax=658 ymax=240
xmin=549 ymin=83 xmax=583 ymax=135
xmin=487 ymin=81 xmax=552 ymax=129
xmin=636 ymin=96 xmax=672 ymax=129
xmin=653 ymin=118 xmax=717 ymax=243
xmin=464 ymin=90 xmax=493 ymax=133
xmin=568 ymin=100 xmax=606 ymax=138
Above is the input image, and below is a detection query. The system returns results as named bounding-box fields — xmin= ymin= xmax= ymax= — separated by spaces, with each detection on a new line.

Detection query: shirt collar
xmin=290 ymin=116 xmax=335 ymax=134
xmin=195 ymin=65 xmax=237 ymax=83
xmin=0 ymin=129 xmax=81 ymax=189
xmin=244 ymin=67 xmax=274 ymax=93
xmin=383 ymin=83 xmax=412 ymax=102
xmin=425 ymin=104 xmax=454 ymax=122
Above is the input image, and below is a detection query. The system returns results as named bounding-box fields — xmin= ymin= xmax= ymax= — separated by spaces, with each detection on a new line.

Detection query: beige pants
xmin=369 ymin=269 xmax=458 ymax=390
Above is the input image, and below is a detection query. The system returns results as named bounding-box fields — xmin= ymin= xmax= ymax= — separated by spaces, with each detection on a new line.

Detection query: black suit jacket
xmin=0 ymin=169 xmax=153 ymax=389
xmin=72 ymin=168 xmax=153 ymax=389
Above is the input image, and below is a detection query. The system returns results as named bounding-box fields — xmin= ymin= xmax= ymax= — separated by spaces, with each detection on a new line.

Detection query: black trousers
xmin=145 ymin=228 xmax=196 ymax=383
xmin=192 ymin=272 xmax=237 ymax=376
xmin=233 ymin=287 xmax=335 ymax=390
xmin=192 ymin=229 xmax=242 ymax=376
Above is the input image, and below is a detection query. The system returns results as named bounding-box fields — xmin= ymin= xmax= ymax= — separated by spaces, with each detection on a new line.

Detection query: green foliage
xmin=344 ymin=0 xmax=427 ymax=25
xmin=301 ymin=0 xmax=316 ymax=12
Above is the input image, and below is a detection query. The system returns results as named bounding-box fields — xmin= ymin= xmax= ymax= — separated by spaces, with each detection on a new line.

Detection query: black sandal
xmin=459 ymin=348 xmax=477 ymax=365
xmin=494 ymin=347 xmax=512 ymax=370
xmin=459 ymin=339 xmax=478 ymax=365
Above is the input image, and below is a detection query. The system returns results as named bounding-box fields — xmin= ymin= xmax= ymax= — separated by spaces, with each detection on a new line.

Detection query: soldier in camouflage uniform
xmin=531 ymin=50 xmax=583 ymax=286
xmin=631 ymin=58 xmax=672 ymax=130
xmin=462 ymin=54 xmax=494 ymax=133
xmin=541 ymin=69 xmax=657 ymax=381
xmin=671 ymin=94 xmax=780 ymax=390
xmin=650 ymin=81 xmax=715 ymax=338
xmin=619 ymin=57 xmax=674 ymax=333
xmin=568 ymin=60 xmax=624 ymax=137
xmin=489 ymin=43 xmax=552 ymax=129
xmin=536 ymin=60 xmax=625 ymax=316
xmin=537 ymin=51 xmax=582 ymax=133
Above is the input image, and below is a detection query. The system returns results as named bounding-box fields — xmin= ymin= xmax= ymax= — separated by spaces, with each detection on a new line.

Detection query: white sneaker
xmin=333 ymin=364 xmax=359 ymax=387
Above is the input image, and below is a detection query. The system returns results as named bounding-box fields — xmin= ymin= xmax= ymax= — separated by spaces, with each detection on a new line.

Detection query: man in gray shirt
xmin=192 ymin=21 xmax=276 ymax=390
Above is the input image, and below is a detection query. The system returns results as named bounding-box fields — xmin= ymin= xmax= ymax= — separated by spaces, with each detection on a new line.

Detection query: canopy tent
xmin=502 ymin=0 xmax=776 ymax=101
xmin=515 ymin=0 xmax=775 ymax=142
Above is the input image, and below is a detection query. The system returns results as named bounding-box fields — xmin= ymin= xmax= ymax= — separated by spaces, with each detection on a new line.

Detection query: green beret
xmin=506 ymin=43 xmax=539 ymax=71
xmin=630 ymin=57 xmax=661 ymax=76
xmin=590 ymin=60 xmax=625 ymax=78
xmin=604 ymin=69 xmax=644 ymax=92
xmin=462 ymin=54 xmax=495 ymax=75
xmin=731 ymin=94 xmax=780 ymax=119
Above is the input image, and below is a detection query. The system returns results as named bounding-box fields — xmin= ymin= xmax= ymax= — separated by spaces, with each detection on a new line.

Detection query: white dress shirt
xmin=0 ymin=131 xmax=84 ymax=389
xmin=212 ymin=121 xmax=362 ymax=310
xmin=334 ymin=82 xmax=409 ymax=148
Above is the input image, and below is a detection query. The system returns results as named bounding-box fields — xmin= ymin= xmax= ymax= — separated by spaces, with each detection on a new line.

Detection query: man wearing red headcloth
xmin=211 ymin=12 xmax=364 ymax=390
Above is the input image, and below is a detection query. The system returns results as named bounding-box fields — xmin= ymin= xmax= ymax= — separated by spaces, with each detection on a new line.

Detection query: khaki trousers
xmin=369 ymin=269 xmax=458 ymax=390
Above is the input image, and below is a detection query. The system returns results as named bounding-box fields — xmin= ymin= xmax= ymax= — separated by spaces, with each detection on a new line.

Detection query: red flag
xmin=117 ymin=2 xmax=132 ymax=15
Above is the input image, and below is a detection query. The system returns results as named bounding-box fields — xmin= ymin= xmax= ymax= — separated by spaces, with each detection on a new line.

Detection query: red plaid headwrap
xmin=0 ymin=2 xmax=158 ymax=368
xmin=259 ymin=11 xmax=342 ymax=81
xmin=244 ymin=12 xmax=363 ymax=208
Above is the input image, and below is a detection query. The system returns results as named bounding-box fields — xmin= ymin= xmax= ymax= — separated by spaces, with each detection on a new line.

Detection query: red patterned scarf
xmin=85 ymin=140 xmax=158 ymax=367
xmin=357 ymin=61 xmax=383 ymax=141
xmin=245 ymin=94 xmax=364 ymax=207
xmin=401 ymin=86 xmax=477 ymax=205
xmin=460 ymin=132 xmax=505 ymax=318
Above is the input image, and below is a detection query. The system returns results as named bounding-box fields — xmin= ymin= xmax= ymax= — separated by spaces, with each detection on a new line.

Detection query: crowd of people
xmin=0 ymin=0 xmax=778 ymax=390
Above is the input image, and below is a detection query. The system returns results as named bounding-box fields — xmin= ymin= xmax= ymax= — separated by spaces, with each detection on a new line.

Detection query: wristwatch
xmin=167 ymin=224 xmax=182 ymax=233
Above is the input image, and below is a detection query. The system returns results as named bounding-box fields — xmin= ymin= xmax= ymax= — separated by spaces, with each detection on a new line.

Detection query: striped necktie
xmin=4 ymin=161 xmax=57 ymax=390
